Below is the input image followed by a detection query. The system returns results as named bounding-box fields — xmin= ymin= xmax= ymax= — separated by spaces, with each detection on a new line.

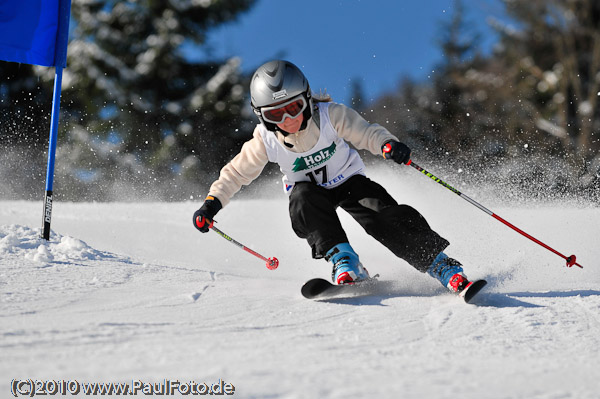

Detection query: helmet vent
xmin=272 ymin=89 xmax=287 ymax=100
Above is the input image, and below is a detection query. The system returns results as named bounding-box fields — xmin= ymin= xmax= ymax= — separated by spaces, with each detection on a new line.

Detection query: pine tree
xmin=0 ymin=62 xmax=55 ymax=199
xmin=34 ymin=0 xmax=257 ymax=200
xmin=0 ymin=63 xmax=51 ymax=148
xmin=348 ymin=78 xmax=366 ymax=113
xmin=429 ymin=0 xmax=483 ymax=157
xmin=489 ymin=0 xmax=600 ymax=172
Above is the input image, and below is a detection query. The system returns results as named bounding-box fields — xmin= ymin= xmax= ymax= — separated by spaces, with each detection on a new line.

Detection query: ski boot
xmin=427 ymin=252 xmax=473 ymax=295
xmin=325 ymin=243 xmax=369 ymax=285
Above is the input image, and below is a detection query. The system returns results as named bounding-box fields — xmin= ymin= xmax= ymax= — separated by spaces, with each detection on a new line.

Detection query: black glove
xmin=382 ymin=140 xmax=411 ymax=164
xmin=193 ymin=196 xmax=222 ymax=233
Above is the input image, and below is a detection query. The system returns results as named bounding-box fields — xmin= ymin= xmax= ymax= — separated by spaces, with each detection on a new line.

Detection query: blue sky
xmin=200 ymin=0 xmax=504 ymax=105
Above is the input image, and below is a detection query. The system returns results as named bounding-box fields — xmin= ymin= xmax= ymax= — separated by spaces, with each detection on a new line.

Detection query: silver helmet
xmin=250 ymin=60 xmax=313 ymax=132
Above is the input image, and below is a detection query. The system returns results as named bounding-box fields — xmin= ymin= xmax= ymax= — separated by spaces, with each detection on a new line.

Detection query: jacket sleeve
xmin=327 ymin=102 xmax=398 ymax=156
xmin=207 ymin=127 xmax=269 ymax=207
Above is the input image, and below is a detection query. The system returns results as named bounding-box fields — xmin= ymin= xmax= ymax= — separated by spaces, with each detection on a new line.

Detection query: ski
xmin=459 ymin=279 xmax=487 ymax=303
xmin=301 ymin=276 xmax=379 ymax=300
xmin=301 ymin=276 xmax=487 ymax=303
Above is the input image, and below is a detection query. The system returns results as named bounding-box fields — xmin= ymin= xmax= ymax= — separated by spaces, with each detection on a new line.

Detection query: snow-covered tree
xmin=367 ymin=0 xmax=599 ymax=198
xmin=34 ymin=0 xmax=257 ymax=199
xmin=485 ymin=1 xmax=599 ymax=167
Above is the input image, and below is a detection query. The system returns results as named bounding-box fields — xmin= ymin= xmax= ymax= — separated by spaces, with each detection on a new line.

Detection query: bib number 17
xmin=305 ymin=166 xmax=328 ymax=184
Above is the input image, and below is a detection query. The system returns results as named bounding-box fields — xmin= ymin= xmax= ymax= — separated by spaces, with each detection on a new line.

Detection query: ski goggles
xmin=260 ymin=96 xmax=307 ymax=124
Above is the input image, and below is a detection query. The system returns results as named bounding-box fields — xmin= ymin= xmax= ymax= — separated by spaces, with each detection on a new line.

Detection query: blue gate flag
xmin=0 ymin=0 xmax=70 ymax=67
xmin=0 ymin=0 xmax=72 ymax=240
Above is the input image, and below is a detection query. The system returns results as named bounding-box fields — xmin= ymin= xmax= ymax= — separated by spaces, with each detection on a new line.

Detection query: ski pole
xmin=210 ymin=223 xmax=279 ymax=270
xmin=407 ymin=160 xmax=583 ymax=269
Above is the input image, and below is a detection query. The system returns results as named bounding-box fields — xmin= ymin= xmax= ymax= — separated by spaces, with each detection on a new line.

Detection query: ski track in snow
xmin=1 ymin=183 xmax=599 ymax=399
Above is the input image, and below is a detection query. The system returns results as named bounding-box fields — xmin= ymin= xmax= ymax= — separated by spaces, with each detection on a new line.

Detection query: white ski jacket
xmin=207 ymin=101 xmax=398 ymax=207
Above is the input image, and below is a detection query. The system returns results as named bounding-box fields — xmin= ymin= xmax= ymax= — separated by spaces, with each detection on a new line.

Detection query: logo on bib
xmin=292 ymin=142 xmax=336 ymax=172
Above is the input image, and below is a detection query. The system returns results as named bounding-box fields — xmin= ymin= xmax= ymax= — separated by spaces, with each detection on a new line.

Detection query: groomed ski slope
xmin=1 ymin=169 xmax=599 ymax=399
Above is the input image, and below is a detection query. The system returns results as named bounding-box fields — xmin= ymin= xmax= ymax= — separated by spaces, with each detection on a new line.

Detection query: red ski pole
xmin=210 ymin=223 xmax=279 ymax=270
xmin=407 ymin=160 xmax=583 ymax=269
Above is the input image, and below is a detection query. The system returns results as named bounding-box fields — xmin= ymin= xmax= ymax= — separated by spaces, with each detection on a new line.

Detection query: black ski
xmin=301 ymin=277 xmax=487 ymax=303
xmin=459 ymin=279 xmax=487 ymax=303
xmin=301 ymin=277 xmax=378 ymax=300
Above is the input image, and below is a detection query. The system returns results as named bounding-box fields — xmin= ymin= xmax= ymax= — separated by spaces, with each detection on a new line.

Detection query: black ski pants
xmin=288 ymin=174 xmax=449 ymax=272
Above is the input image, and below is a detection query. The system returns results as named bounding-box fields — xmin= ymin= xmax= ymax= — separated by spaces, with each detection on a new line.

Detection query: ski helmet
xmin=250 ymin=60 xmax=313 ymax=133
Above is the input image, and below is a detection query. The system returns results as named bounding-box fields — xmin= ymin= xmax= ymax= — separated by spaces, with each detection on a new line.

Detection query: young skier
xmin=193 ymin=60 xmax=476 ymax=296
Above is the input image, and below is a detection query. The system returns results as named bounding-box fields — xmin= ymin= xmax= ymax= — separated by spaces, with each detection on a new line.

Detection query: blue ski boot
xmin=325 ymin=243 xmax=369 ymax=285
xmin=427 ymin=252 xmax=471 ymax=294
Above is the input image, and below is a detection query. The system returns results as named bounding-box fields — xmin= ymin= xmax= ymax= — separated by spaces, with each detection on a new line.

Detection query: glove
xmin=382 ymin=140 xmax=411 ymax=164
xmin=193 ymin=196 xmax=222 ymax=233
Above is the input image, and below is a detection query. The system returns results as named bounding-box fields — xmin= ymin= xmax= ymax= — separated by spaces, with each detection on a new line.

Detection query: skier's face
xmin=277 ymin=113 xmax=304 ymax=134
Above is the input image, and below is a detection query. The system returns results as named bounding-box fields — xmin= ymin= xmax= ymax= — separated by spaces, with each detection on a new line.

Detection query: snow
xmin=1 ymin=169 xmax=599 ymax=399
